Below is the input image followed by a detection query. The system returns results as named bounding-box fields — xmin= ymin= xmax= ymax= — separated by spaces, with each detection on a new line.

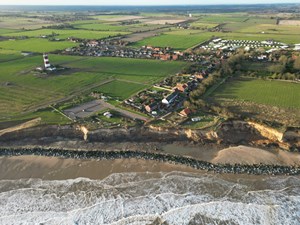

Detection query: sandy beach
xmin=1 ymin=144 xmax=300 ymax=180
xmin=0 ymin=156 xmax=201 ymax=180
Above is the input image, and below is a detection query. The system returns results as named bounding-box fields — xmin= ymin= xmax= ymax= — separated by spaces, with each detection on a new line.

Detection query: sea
xmin=0 ymin=171 xmax=299 ymax=225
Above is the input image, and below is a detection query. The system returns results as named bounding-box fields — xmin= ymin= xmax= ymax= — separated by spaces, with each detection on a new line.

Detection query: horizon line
xmin=0 ymin=3 xmax=299 ymax=6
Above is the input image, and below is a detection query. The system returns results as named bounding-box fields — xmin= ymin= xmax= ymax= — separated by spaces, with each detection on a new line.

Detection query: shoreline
xmin=1 ymin=147 xmax=300 ymax=176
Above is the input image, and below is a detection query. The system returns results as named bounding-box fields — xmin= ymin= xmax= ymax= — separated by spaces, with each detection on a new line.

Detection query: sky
xmin=0 ymin=0 xmax=299 ymax=5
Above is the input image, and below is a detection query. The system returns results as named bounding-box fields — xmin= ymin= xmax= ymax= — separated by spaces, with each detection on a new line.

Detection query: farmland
xmin=0 ymin=54 xmax=186 ymax=122
xmin=132 ymin=30 xmax=214 ymax=50
xmin=0 ymin=7 xmax=299 ymax=128
xmin=0 ymin=38 xmax=78 ymax=53
xmin=211 ymin=78 xmax=300 ymax=109
xmin=58 ymin=56 xmax=187 ymax=84
xmin=2 ymin=29 xmax=128 ymax=40
xmin=0 ymin=16 xmax=57 ymax=29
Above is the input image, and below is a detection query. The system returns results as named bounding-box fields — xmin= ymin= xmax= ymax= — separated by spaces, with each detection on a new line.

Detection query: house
xmin=144 ymin=102 xmax=158 ymax=113
xmin=179 ymin=108 xmax=192 ymax=117
xmin=160 ymin=54 xmax=171 ymax=61
xmin=194 ymin=73 xmax=204 ymax=80
xmin=87 ymin=40 xmax=99 ymax=47
xmin=171 ymin=54 xmax=179 ymax=60
xmin=162 ymin=91 xmax=179 ymax=105
xmin=174 ymin=83 xmax=188 ymax=92
xmin=103 ymin=112 xmax=113 ymax=118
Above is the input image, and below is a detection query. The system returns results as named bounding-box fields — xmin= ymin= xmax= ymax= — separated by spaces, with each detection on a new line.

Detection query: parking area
xmin=64 ymin=100 xmax=106 ymax=119
xmin=64 ymin=99 xmax=148 ymax=121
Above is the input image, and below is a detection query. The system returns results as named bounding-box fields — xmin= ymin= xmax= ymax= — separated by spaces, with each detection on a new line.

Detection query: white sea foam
xmin=0 ymin=172 xmax=299 ymax=225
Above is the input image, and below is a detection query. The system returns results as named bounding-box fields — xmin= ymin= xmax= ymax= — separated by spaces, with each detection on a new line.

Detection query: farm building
xmin=162 ymin=91 xmax=179 ymax=105
xmin=145 ymin=102 xmax=158 ymax=113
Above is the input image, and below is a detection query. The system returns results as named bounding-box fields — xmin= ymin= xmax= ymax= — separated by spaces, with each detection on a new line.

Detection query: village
xmin=30 ymin=31 xmax=300 ymax=129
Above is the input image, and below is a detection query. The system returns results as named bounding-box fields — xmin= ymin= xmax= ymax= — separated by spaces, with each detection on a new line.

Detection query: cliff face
xmin=0 ymin=120 xmax=299 ymax=151
xmin=247 ymin=121 xmax=284 ymax=142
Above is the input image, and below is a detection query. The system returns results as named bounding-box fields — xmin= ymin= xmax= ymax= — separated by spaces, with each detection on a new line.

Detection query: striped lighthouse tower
xmin=43 ymin=53 xmax=51 ymax=69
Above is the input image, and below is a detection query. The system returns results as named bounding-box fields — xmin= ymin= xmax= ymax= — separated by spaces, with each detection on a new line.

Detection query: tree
xmin=294 ymin=57 xmax=300 ymax=70
xmin=278 ymin=55 xmax=288 ymax=65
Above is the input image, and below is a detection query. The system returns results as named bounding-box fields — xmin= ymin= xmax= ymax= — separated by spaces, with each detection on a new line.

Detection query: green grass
xmin=61 ymin=56 xmax=187 ymax=83
xmin=3 ymin=28 xmax=128 ymax=40
xmin=223 ymin=18 xmax=276 ymax=31
xmin=190 ymin=22 xmax=219 ymax=29
xmin=0 ymin=16 xmax=58 ymax=29
xmin=199 ymin=14 xmax=248 ymax=23
xmin=0 ymin=28 xmax=20 ymax=35
xmin=238 ymin=24 xmax=300 ymax=35
xmin=96 ymin=80 xmax=147 ymax=99
xmin=182 ymin=113 xmax=216 ymax=129
xmin=0 ymin=54 xmax=186 ymax=122
xmin=132 ymin=31 xmax=214 ymax=50
xmin=73 ymin=22 xmax=127 ymax=31
xmin=212 ymin=78 xmax=300 ymax=109
xmin=0 ymin=49 xmax=23 ymax=62
xmin=0 ymin=38 xmax=77 ymax=53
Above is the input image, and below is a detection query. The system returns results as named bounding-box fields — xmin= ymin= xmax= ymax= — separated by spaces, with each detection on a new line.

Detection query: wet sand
xmin=0 ymin=156 xmax=201 ymax=180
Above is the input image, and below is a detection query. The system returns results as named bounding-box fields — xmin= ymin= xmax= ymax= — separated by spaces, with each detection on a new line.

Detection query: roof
xmin=180 ymin=108 xmax=192 ymax=116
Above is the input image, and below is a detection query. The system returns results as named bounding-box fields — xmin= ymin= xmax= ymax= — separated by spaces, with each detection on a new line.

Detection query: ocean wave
xmin=0 ymin=172 xmax=299 ymax=225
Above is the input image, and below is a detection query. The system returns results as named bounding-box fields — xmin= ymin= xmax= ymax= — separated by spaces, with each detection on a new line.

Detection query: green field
xmin=238 ymin=24 xmax=300 ymax=35
xmin=58 ymin=56 xmax=187 ymax=83
xmin=132 ymin=30 xmax=214 ymax=50
xmin=212 ymin=79 xmax=300 ymax=109
xmin=0 ymin=38 xmax=77 ymax=53
xmin=0 ymin=49 xmax=24 ymax=62
xmin=190 ymin=22 xmax=219 ymax=30
xmin=2 ymin=28 xmax=128 ymax=40
xmin=223 ymin=18 xmax=276 ymax=31
xmin=0 ymin=54 xmax=186 ymax=121
xmin=198 ymin=14 xmax=248 ymax=23
xmin=96 ymin=80 xmax=147 ymax=99
xmin=0 ymin=16 xmax=58 ymax=29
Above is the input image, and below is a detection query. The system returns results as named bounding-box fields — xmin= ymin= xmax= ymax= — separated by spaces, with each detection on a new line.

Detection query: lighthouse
xmin=43 ymin=53 xmax=51 ymax=69
xmin=43 ymin=53 xmax=56 ymax=71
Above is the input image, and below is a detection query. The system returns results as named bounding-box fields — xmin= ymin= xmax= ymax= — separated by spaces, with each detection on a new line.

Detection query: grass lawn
xmin=96 ymin=80 xmax=147 ymax=100
xmin=0 ymin=38 xmax=78 ymax=53
xmin=182 ymin=113 xmax=216 ymax=129
xmin=211 ymin=78 xmax=300 ymax=109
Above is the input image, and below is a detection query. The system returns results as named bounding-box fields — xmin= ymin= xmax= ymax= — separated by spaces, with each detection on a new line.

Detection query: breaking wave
xmin=0 ymin=172 xmax=299 ymax=225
